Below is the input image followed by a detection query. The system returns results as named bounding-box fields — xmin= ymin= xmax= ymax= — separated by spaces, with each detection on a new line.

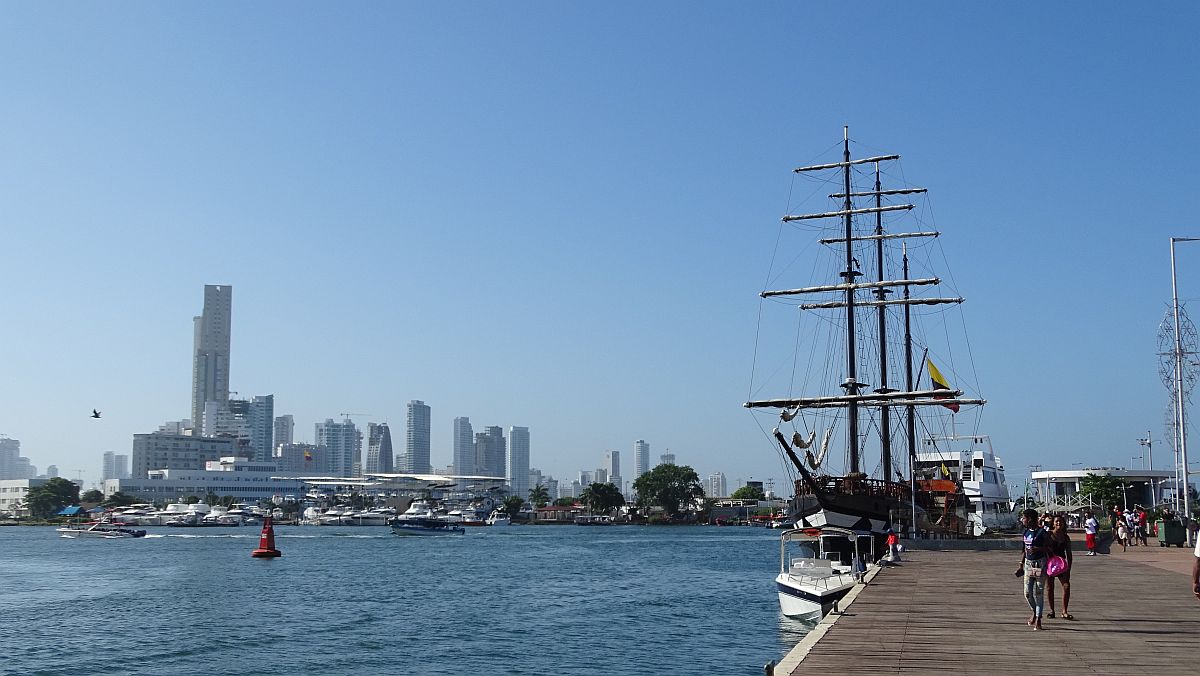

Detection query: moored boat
xmin=389 ymin=500 xmax=465 ymax=536
xmin=746 ymin=128 xmax=985 ymax=542
xmin=775 ymin=526 xmax=872 ymax=618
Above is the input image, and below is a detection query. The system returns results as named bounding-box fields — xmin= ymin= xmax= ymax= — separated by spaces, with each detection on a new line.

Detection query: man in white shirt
xmin=1084 ymin=511 xmax=1099 ymax=556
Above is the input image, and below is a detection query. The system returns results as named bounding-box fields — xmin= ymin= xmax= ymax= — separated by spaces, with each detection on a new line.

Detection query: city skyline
xmin=3 ymin=5 xmax=1199 ymax=494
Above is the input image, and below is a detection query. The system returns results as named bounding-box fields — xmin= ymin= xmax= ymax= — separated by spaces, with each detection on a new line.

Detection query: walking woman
xmin=1046 ymin=514 xmax=1074 ymax=620
xmin=1015 ymin=508 xmax=1051 ymax=630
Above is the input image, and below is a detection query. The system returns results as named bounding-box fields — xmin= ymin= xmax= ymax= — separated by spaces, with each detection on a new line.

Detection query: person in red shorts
xmin=1083 ymin=510 xmax=1098 ymax=556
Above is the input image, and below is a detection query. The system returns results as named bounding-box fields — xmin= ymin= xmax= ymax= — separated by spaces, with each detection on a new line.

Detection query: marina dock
xmin=774 ymin=544 xmax=1199 ymax=675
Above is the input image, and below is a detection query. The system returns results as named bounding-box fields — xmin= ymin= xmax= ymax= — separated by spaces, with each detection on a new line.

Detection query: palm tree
xmin=528 ymin=484 xmax=551 ymax=508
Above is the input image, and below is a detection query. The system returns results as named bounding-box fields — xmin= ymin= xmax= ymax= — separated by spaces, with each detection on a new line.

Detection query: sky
xmin=2 ymin=3 xmax=1199 ymax=495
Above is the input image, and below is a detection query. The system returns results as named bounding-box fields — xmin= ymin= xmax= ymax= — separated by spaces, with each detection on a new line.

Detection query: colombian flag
xmin=927 ymin=358 xmax=960 ymax=413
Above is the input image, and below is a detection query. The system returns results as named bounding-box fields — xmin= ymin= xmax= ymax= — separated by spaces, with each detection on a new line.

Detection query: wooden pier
xmin=774 ymin=544 xmax=1199 ymax=675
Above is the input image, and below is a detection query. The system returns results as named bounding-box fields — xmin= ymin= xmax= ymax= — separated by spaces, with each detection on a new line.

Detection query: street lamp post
xmin=1138 ymin=432 xmax=1153 ymax=471
xmin=1171 ymin=236 xmax=1198 ymax=544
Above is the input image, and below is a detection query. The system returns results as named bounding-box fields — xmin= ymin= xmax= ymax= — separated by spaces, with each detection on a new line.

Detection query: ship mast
xmin=840 ymin=127 xmax=863 ymax=474
xmin=874 ymin=161 xmax=892 ymax=479
xmin=750 ymin=128 xmax=984 ymax=478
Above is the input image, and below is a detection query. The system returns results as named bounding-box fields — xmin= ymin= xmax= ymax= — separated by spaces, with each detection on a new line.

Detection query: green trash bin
xmin=1156 ymin=519 xmax=1186 ymax=547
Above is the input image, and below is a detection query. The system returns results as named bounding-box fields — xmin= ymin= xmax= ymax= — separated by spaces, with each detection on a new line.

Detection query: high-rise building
xmin=0 ymin=437 xmax=20 ymax=480
xmin=528 ymin=467 xmax=543 ymax=495
xmin=191 ymin=284 xmax=232 ymax=427
xmin=274 ymin=442 xmax=324 ymax=474
xmin=508 ymin=426 xmax=530 ymax=501
xmin=248 ymin=395 xmax=274 ymax=461
xmin=366 ymin=423 xmax=394 ymax=474
xmin=102 ymin=452 xmax=130 ymax=480
xmin=594 ymin=468 xmax=608 ymax=484
xmin=315 ymin=418 xmax=362 ymax=478
xmin=707 ymin=472 xmax=727 ymax=498
xmin=45 ymin=465 xmax=59 ymax=478
xmin=405 ymin=400 xmax=431 ymax=474
xmin=545 ymin=477 xmax=559 ymax=500
xmin=579 ymin=470 xmax=593 ymax=486
xmin=452 ymin=417 xmax=474 ymax=475
xmin=274 ymin=415 xmax=294 ymax=449
xmin=660 ymin=451 xmax=676 ymax=466
xmin=634 ymin=440 xmax=650 ymax=478
xmin=604 ymin=450 xmax=621 ymax=490
xmin=474 ymin=427 xmax=506 ymax=479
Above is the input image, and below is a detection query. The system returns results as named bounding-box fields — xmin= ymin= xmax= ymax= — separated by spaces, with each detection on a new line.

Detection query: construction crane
xmin=338 ymin=412 xmax=374 ymax=420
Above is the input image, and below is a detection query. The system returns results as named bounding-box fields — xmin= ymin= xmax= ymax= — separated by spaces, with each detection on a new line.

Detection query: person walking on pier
xmin=1084 ymin=511 xmax=1098 ymax=556
xmin=1193 ymin=531 xmax=1200 ymax=600
xmin=1016 ymin=508 xmax=1051 ymax=630
xmin=1046 ymin=515 xmax=1074 ymax=620
xmin=1116 ymin=520 xmax=1129 ymax=552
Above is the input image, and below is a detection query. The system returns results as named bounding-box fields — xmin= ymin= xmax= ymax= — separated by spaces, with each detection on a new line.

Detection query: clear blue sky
xmin=2 ymin=3 xmax=1198 ymax=493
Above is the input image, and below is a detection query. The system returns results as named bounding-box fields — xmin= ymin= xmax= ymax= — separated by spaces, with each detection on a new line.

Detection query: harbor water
xmin=0 ymin=525 xmax=810 ymax=675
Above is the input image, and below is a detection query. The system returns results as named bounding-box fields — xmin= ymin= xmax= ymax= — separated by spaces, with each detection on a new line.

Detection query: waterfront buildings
xmin=366 ymin=423 xmax=394 ymax=474
xmin=475 ymin=426 xmax=506 ymax=479
xmin=102 ymin=451 xmax=130 ymax=481
xmin=274 ymin=442 xmax=324 ymax=474
xmin=453 ymin=417 xmax=474 ymax=475
xmin=247 ymin=395 xmax=274 ymax=460
xmin=0 ymin=478 xmax=82 ymax=516
xmin=508 ymin=426 xmax=530 ymax=500
xmin=103 ymin=457 xmax=304 ymax=503
xmin=604 ymin=450 xmax=621 ymax=493
xmin=315 ymin=418 xmax=361 ymax=478
xmin=131 ymin=433 xmax=237 ymax=480
xmin=707 ymin=472 xmax=727 ymax=499
xmin=191 ymin=284 xmax=232 ymax=426
xmin=405 ymin=400 xmax=432 ymax=474
xmin=634 ymin=440 xmax=649 ymax=478
xmin=0 ymin=438 xmax=35 ymax=480
xmin=274 ymin=415 xmax=294 ymax=448
xmin=1030 ymin=467 xmax=1177 ymax=511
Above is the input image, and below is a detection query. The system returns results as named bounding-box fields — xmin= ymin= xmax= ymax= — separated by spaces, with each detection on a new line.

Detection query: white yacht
xmin=110 ymin=504 xmax=161 ymax=526
xmin=347 ymin=508 xmax=394 ymax=526
xmin=916 ymin=434 xmax=1018 ymax=536
xmin=389 ymin=500 xmax=465 ymax=536
xmin=486 ymin=509 xmax=512 ymax=526
xmin=775 ymin=526 xmax=872 ymax=619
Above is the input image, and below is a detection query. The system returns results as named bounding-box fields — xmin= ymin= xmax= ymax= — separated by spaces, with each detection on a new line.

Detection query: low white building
xmin=103 ymin=457 xmax=305 ymax=503
xmin=1030 ymin=467 xmax=1175 ymax=511
xmin=0 ymin=478 xmax=83 ymax=517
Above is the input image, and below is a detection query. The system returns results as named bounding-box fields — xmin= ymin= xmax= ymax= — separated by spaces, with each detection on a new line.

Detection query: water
xmin=0 ymin=525 xmax=811 ymax=675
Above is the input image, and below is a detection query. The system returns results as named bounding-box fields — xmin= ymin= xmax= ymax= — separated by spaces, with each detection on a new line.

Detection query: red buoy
xmin=251 ymin=516 xmax=282 ymax=558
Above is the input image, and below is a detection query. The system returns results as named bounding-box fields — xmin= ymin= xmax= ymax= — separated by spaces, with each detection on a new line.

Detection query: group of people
xmin=1017 ymin=509 xmax=1078 ymax=630
xmin=1110 ymin=504 xmax=1151 ymax=551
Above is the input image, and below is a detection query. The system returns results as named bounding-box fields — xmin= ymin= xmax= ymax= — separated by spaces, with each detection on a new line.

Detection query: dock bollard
xmin=251 ymin=516 xmax=282 ymax=558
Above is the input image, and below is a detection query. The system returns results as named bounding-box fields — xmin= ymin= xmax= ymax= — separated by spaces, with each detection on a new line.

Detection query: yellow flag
xmin=941 ymin=462 xmax=950 ymax=477
xmin=927 ymin=358 xmax=960 ymax=413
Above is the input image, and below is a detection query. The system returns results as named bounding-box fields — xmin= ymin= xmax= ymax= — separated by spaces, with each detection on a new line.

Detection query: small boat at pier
xmin=775 ymin=526 xmax=872 ymax=619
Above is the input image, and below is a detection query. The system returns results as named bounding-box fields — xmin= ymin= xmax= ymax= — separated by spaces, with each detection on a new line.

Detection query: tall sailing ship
xmin=746 ymin=128 xmax=985 ymax=539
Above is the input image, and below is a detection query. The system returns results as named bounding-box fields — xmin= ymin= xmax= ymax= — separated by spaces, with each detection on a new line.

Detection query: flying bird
xmin=91 ymin=409 xmax=101 ymax=419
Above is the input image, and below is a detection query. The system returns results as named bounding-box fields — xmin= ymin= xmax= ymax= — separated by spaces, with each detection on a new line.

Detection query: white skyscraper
xmin=405 ymin=400 xmax=432 ymax=474
xmin=508 ymin=426 xmax=530 ymax=501
xmin=453 ymin=417 xmax=474 ymax=475
xmin=634 ymin=440 xmax=649 ymax=478
xmin=248 ymin=395 xmax=274 ymax=461
xmin=191 ymin=284 xmax=232 ymax=427
xmin=707 ymin=472 xmax=727 ymax=498
xmin=102 ymin=450 xmax=117 ymax=481
xmin=315 ymin=418 xmax=362 ymax=478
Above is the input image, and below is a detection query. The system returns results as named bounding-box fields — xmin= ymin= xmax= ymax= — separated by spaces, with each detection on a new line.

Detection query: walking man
xmin=1084 ymin=511 xmax=1098 ymax=556
xmin=1016 ymin=508 xmax=1051 ymax=630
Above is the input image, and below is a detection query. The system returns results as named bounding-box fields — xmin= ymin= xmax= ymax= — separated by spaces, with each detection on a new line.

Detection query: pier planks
xmin=781 ymin=546 xmax=1200 ymax=675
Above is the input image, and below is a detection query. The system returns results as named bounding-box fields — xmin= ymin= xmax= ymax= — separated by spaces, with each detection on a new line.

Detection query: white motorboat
xmin=486 ymin=509 xmax=512 ymax=526
xmin=389 ymin=500 xmax=465 ymax=536
xmin=57 ymin=522 xmax=147 ymax=539
xmin=347 ymin=509 xmax=393 ymax=526
xmin=775 ymin=526 xmax=873 ymax=619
